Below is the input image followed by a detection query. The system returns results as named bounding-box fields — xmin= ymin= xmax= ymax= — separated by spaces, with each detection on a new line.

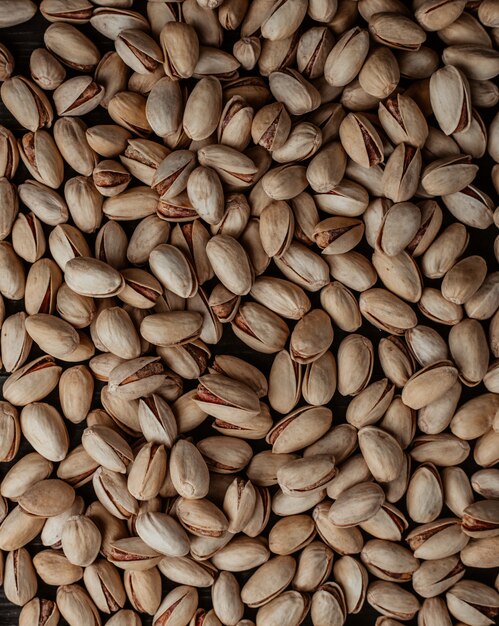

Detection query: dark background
xmin=0 ymin=5 xmax=498 ymax=626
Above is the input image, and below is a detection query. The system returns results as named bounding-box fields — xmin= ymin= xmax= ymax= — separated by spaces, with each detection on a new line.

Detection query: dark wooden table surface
xmin=0 ymin=6 xmax=498 ymax=626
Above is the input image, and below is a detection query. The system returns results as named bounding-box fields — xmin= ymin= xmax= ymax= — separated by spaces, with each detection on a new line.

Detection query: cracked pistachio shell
xmin=1 ymin=452 xmax=52 ymax=502
xmin=268 ymin=349 xmax=302 ymax=415
xmin=361 ymin=539 xmax=419 ymax=583
xmin=255 ymin=591 xmax=308 ymax=626
xmin=358 ymin=426 xmax=405 ymax=483
xmin=39 ymin=0 xmax=93 ymax=24
xmin=451 ymin=393 xmax=499 ymax=442
xmin=346 ymin=378 xmax=395 ymax=429
xmin=449 ymin=319 xmax=489 ymax=387
xmin=259 ymin=200 xmax=294 ymax=258
xmin=272 ymin=121 xmax=323 ymax=164
xmin=313 ymin=501 xmax=364 ymax=555
xmin=277 ymin=454 xmax=337 ymax=496
xmin=289 ymin=309 xmax=333 ymax=364
xmin=383 ymin=144 xmax=422 ymax=203
xmin=1 ymin=76 xmax=53 ymax=132
xmin=266 ymin=405 xmax=332 ymax=453
xmin=359 ymin=46 xmax=400 ymax=99
xmin=169 ymin=439 xmax=210 ymax=499
xmin=462 ymin=500 xmax=499 ymax=539
xmin=406 ymin=463 xmax=443 ymax=523
xmin=378 ymin=93 xmax=428 ymax=148
xmin=250 ymin=277 xmax=311 ymax=321
xmin=324 ymin=27 xmax=369 ymax=87
xmin=269 ymin=68 xmax=321 ymax=116
xmin=268 ymin=515 xmax=316 ymax=557
xmin=359 ymin=288 xmax=418 ymax=335
xmin=232 ymin=301 xmax=290 ymax=354
xmin=20 ymin=403 xmax=69 ymax=462
xmin=242 ymin=556 xmax=296 ymax=607
xmin=327 ymin=251 xmax=377 ymax=293
xmin=138 ymin=394 xmax=177 ymax=447
xmin=56 ymin=585 xmax=102 ymax=626
xmin=302 ymin=350 xmax=336 ymax=406
xmin=360 ymin=503 xmax=408 ymax=542
xmin=25 ymin=313 xmax=79 ymax=360
xmin=81 ymin=425 xmax=133 ymax=474
xmin=206 ymin=234 xmax=253 ymax=296
xmin=337 ymin=333 xmax=374 ymax=397
xmin=115 ymin=28 xmax=163 ymax=76
xmin=194 ymin=373 xmax=260 ymax=424
xmin=377 ymin=202 xmax=421 ymax=256
xmin=405 ymin=325 xmax=449 ymax=368
xmin=3 ymin=356 xmax=62 ymax=407
xmin=198 ymin=145 xmax=257 ymax=190
xmin=320 ymin=282 xmax=361 ymax=332
xmin=124 ymin=568 xmax=161 ymax=615
xmin=429 ymin=65 xmax=472 ymax=135
xmin=149 ymin=243 xmax=198 ymax=299
xmin=326 ymin=453 xmax=372 ymax=500
xmin=369 ymin=12 xmax=426 ymax=50
xmin=313 ymin=216 xmax=364 ymax=255
xmin=64 ymin=257 xmax=124 ymax=298
xmin=421 ymin=154 xmax=478 ymax=196
xmin=212 ymin=572 xmax=244 ymax=625
xmin=3 ymin=547 xmax=37 ymax=607
xmin=410 ymin=434 xmax=470 ymax=467
xmin=442 ymin=255 xmax=487 ymax=305
xmin=339 ymin=113 xmax=384 ymax=168
xmin=18 ymin=478 xmax=74 ymax=518
xmin=329 ymin=482 xmax=385 ymax=528
xmin=446 ymin=580 xmax=499 ymax=626
xmin=292 ymin=542 xmax=333 ymax=593
xmin=119 ymin=268 xmax=162 ymax=310
xmin=412 ymin=555 xmax=465 ymax=598
xmin=127 ymin=442 xmax=167 ymax=501
xmin=402 ymin=361 xmax=459 ymax=410
xmin=443 ymin=185 xmax=494 ymax=230
xmin=175 ymin=496 xmax=228 ymax=539
xmin=274 ymin=241 xmax=330 ymax=292
xmin=92 ymin=467 xmax=139 ymax=521
xmin=251 ymin=102 xmax=291 ymax=151
xmin=367 ymin=581 xmax=420 ymax=621
xmin=378 ymin=336 xmax=415 ymax=388
xmin=18 ymin=129 xmax=64 ymax=190
xmin=297 ymin=26 xmax=334 ymax=79
xmin=19 ymin=599 xmax=60 ymax=626
xmin=108 ymin=537 xmax=162 ymax=571
xmin=140 ymin=311 xmax=203 ymax=348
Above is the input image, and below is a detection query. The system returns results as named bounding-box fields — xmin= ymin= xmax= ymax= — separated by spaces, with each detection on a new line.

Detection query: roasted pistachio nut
xmin=0 ymin=1 xmax=495 ymax=625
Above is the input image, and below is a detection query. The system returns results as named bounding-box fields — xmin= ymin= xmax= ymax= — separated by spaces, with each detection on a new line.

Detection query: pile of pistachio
xmin=0 ymin=0 xmax=498 ymax=625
